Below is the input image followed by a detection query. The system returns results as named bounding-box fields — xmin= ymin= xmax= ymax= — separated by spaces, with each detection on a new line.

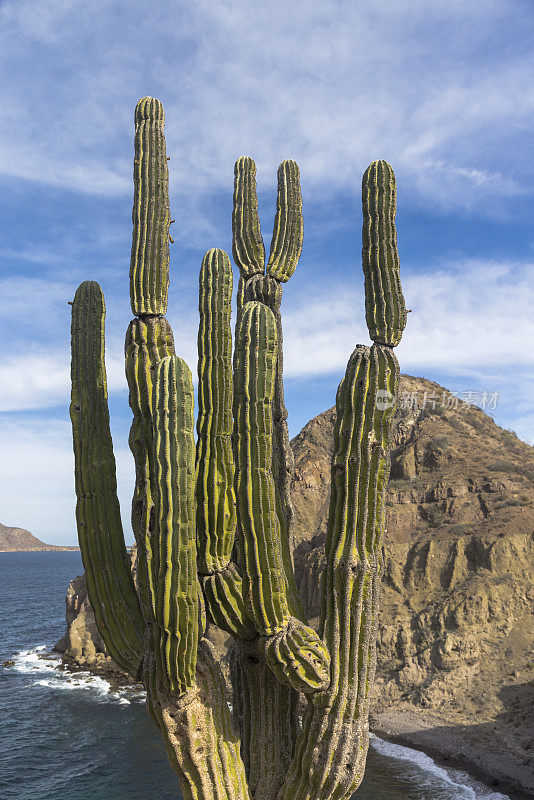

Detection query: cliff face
xmin=0 ymin=522 xmax=79 ymax=551
xmin=56 ymin=374 xmax=534 ymax=791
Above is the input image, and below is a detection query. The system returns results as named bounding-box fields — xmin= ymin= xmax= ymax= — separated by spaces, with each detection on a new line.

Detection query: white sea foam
xmin=370 ymin=734 xmax=510 ymax=799
xmin=10 ymin=645 xmax=141 ymax=705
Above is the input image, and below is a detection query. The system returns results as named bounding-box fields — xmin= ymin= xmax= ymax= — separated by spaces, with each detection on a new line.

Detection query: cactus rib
xmin=70 ymin=281 xmax=145 ymax=677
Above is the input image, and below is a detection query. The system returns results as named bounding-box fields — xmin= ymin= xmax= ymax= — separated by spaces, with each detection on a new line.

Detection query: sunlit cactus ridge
xmin=70 ymin=95 xmax=405 ymax=800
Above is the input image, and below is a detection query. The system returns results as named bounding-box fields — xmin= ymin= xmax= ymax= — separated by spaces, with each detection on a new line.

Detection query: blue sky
xmin=1 ymin=0 xmax=533 ymax=545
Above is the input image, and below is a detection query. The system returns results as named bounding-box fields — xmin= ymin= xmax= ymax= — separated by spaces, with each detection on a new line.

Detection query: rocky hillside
xmin=55 ymin=374 xmax=534 ymax=796
xmin=0 ymin=522 xmax=79 ymax=551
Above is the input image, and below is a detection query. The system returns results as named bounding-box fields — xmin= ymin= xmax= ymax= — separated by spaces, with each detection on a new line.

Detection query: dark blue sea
xmin=0 ymin=552 xmax=510 ymax=800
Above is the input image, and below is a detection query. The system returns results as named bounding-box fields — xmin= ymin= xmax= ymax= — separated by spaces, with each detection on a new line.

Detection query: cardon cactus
xmin=70 ymin=96 xmax=406 ymax=800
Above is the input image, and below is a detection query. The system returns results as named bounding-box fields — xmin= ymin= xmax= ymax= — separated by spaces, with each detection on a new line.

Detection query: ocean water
xmin=0 ymin=552 xmax=511 ymax=800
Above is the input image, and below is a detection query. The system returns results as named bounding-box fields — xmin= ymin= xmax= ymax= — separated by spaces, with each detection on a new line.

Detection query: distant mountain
xmin=0 ymin=522 xmax=79 ymax=552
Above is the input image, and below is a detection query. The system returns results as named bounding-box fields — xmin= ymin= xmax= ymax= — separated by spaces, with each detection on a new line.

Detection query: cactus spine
xmin=70 ymin=94 xmax=405 ymax=800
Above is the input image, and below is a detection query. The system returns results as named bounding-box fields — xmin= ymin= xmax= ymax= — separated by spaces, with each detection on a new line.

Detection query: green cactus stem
xmin=266 ymin=160 xmax=303 ymax=283
xmin=148 ymin=640 xmax=252 ymax=800
xmin=362 ymin=159 xmax=407 ymax=346
xmin=196 ymin=248 xmax=236 ymax=574
xmin=232 ymin=157 xmax=265 ymax=279
xmin=196 ymin=247 xmax=256 ymax=641
xmin=234 ymin=300 xmax=330 ymax=694
xmin=280 ymin=343 xmax=399 ymax=800
xmin=125 ymin=316 xmax=175 ymax=620
xmin=130 ymin=96 xmax=171 ymax=316
xmin=152 ymin=355 xmax=198 ymax=695
xmin=234 ymin=299 xmax=289 ymax=634
xmin=230 ymin=640 xmax=299 ymax=799
xmin=201 ymin=563 xmax=256 ymax=641
xmin=70 ymin=281 xmax=145 ymax=678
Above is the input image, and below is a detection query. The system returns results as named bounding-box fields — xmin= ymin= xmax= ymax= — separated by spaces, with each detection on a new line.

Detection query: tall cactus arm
xmin=126 ymin=95 xmax=176 ymax=621
xmin=266 ymin=159 xmax=303 ymax=283
xmin=234 ymin=300 xmax=330 ymax=694
xmin=232 ymin=157 xmax=265 ymax=279
xmin=234 ymin=300 xmax=288 ymax=633
xmin=362 ymin=159 xmax=407 ymax=346
xmin=234 ymin=159 xmax=305 ymax=623
xmin=196 ymin=248 xmax=237 ymax=573
xmin=196 ymin=248 xmax=256 ymax=641
xmin=70 ymin=281 xmax=145 ymax=678
xmin=126 ymin=317 xmax=175 ymax=621
xmin=152 ymin=355 xmax=199 ymax=695
xmin=130 ymin=96 xmax=171 ymax=315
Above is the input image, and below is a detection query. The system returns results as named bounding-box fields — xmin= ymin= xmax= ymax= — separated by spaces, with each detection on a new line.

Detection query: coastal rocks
xmin=54 ymin=573 xmax=111 ymax=667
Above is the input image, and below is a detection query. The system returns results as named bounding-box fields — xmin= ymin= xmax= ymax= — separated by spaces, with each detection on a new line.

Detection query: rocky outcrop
xmin=54 ymin=574 xmax=113 ymax=667
xmin=0 ymin=522 xmax=79 ymax=551
xmin=293 ymin=377 xmax=533 ymax=724
xmin=54 ymin=548 xmax=138 ymax=679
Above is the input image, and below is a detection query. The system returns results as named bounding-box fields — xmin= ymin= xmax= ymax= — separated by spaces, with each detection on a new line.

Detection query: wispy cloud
xmin=0 ymin=349 xmax=128 ymax=412
xmin=281 ymin=258 xmax=534 ymax=376
xmin=0 ymin=0 xmax=532 ymax=216
xmin=2 ymin=257 xmax=533 ymax=415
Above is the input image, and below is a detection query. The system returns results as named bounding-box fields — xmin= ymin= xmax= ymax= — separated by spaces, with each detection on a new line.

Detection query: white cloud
xmin=0 ymin=0 xmax=532 ymax=216
xmin=2 ymin=257 xmax=533 ymax=414
xmin=0 ymin=348 xmax=127 ymax=412
xmin=281 ymin=258 xmax=534 ymax=376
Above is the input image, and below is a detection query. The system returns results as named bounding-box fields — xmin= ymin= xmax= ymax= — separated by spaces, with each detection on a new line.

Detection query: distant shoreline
xmin=0 ymin=547 xmax=80 ymax=552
